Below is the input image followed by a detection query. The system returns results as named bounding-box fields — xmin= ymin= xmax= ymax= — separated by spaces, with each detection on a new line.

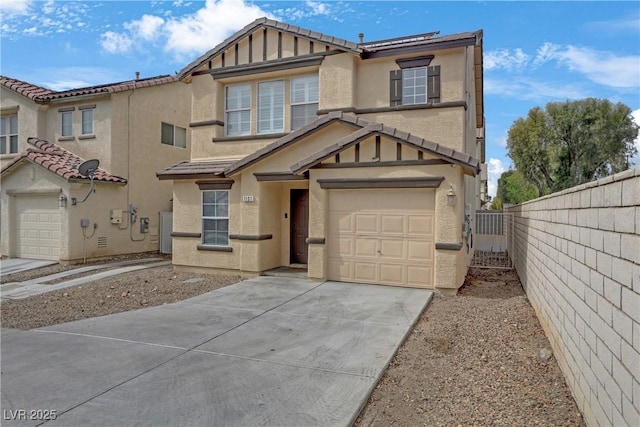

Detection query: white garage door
xmin=15 ymin=196 xmax=61 ymax=260
xmin=328 ymin=189 xmax=434 ymax=287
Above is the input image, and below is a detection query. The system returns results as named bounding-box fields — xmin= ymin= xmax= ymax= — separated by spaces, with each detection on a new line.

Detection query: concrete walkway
xmin=0 ymin=259 xmax=171 ymax=300
xmin=1 ymin=276 xmax=432 ymax=427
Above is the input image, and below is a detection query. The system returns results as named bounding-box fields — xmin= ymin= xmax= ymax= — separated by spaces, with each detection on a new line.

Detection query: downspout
xmin=127 ymin=72 xmax=145 ymax=242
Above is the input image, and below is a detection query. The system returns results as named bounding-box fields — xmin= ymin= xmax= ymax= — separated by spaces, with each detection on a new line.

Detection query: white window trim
xmin=225 ymin=84 xmax=251 ymax=137
xmin=257 ymin=80 xmax=285 ymax=134
xmin=161 ymin=122 xmax=186 ymax=148
xmin=290 ymin=75 xmax=319 ymax=130
xmin=81 ymin=109 xmax=94 ymax=135
xmin=61 ymin=111 xmax=73 ymax=137
xmin=401 ymin=67 xmax=428 ymax=106
xmin=0 ymin=114 xmax=19 ymax=155
xmin=201 ymin=190 xmax=230 ymax=247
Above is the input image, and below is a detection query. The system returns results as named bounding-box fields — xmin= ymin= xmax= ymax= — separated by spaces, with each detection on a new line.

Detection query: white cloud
xmin=38 ymin=67 xmax=127 ymax=91
xmin=0 ymin=0 xmax=31 ymax=14
xmin=534 ymin=42 xmax=640 ymax=89
xmin=163 ymin=0 xmax=272 ymax=60
xmin=124 ymin=15 xmax=165 ymax=41
xmin=487 ymin=158 xmax=506 ymax=198
xmin=485 ymin=77 xmax=588 ymax=101
xmin=100 ymin=31 xmax=133 ymax=54
xmin=485 ymin=48 xmax=530 ymax=71
xmin=272 ymin=0 xmax=334 ymax=21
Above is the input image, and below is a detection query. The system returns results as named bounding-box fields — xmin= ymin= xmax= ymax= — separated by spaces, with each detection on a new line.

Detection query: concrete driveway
xmin=0 ymin=258 xmax=57 ymax=277
xmin=1 ymin=276 xmax=432 ymax=427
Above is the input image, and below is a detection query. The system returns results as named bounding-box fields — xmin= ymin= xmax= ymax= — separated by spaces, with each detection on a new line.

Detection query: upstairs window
xmin=390 ymin=62 xmax=440 ymax=107
xmin=258 ymin=80 xmax=284 ymax=134
xmin=0 ymin=115 xmax=18 ymax=154
xmin=202 ymin=190 xmax=229 ymax=246
xmin=161 ymin=122 xmax=187 ymax=148
xmin=61 ymin=111 xmax=73 ymax=136
xmin=81 ymin=108 xmax=94 ymax=135
xmin=225 ymin=84 xmax=251 ymax=136
xmin=291 ymin=75 xmax=319 ymax=130
xmin=402 ymin=67 xmax=427 ymax=105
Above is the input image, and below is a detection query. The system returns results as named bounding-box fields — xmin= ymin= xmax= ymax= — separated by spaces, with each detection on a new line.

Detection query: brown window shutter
xmin=389 ymin=70 xmax=402 ymax=106
xmin=427 ymin=65 xmax=441 ymax=103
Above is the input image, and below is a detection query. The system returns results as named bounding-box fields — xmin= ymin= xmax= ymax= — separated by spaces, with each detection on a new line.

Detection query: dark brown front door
xmin=290 ymin=189 xmax=309 ymax=264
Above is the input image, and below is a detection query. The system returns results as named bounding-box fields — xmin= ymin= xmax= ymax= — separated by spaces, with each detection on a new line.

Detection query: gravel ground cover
xmin=2 ymin=257 xmax=583 ymax=425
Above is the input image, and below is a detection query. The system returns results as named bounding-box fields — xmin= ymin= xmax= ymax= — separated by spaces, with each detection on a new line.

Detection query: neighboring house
xmin=1 ymin=75 xmax=191 ymax=262
xmin=157 ymin=18 xmax=486 ymax=291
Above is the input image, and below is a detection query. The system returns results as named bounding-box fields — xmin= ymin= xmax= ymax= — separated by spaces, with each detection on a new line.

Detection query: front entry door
xmin=290 ymin=189 xmax=309 ymax=264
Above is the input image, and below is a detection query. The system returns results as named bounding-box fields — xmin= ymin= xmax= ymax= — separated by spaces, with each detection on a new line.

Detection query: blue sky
xmin=1 ymin=0 xmax=639 ymax=196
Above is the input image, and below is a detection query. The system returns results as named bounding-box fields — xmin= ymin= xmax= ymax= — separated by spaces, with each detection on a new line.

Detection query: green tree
xmin=492 ymin=170 xmax=539 ymax=209
xmin=507 ymin=98 xmax=638 ymax=195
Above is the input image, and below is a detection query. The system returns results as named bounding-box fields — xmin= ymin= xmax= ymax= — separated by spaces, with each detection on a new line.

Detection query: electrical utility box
xmin=110 ymin=209 xmax=123 ymax=224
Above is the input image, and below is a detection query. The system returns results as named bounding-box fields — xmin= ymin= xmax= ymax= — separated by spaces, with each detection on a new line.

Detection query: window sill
xmin=0 ymin=153 xmax=19 ymax=160
xmin=58 ymin=136 xmax=75 ymax=142
xmin=197 ymin=245 xmax=233 ymax=252
xmin=213 ymin=133 xmax=288 ymax=143
xmin=78 ymin=134 xmax=96 ymax=140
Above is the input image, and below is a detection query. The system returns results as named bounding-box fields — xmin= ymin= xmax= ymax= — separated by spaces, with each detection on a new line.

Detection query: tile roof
xmin=156 ymin=159 xmax=238 ymax=180
xmin=224 ymin=111 xmax=373 ymax=176
xmin=1 ymin=137 xmax=127 ymax=184
xmin=226 ymin=111 xmax=479 ymax=177
xmin=0 ymin=75 xmax=177 ymax=103
xmin=290 ymin=122 xmax=480 ymax=176
xmin=179 ymin=17 xmax=362 ymax=79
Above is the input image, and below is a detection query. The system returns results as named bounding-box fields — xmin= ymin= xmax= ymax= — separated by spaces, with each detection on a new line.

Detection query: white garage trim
xmin=328 ymin=189 xmax=435 ymax=288
xmin=14 ymin=196 xmax=61 ymax=260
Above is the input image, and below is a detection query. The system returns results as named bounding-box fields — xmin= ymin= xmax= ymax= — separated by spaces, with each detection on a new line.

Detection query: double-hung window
xmin=291 ymin=75 xmax=319 ymax=130
xmin=81 ymin=109 xmax=94 ymax=135
xmin=0 ymin=115 xmax=18 ymax=154
xmin=61 ymin=111 xmax=73 ymax=136
xmin=402 ymin=67 xmax=427 ymax=105
xmin=161 ymin=122 xmax=187 ymax=148
xmin=258 ymin=80 xmax=284 ymax=134
xmin=225 ymin=84 xmax=251 ymax=136
xmin=202 ymin=190 xmax=229 ymax=246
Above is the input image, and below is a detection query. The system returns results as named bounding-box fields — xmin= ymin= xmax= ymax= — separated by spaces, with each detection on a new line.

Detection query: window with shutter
xmin=291 ymin=75 xmax=319 ymax=129
xmin=390 ymin=64 xmax=440 ymax=106
xmin=225 ymin=84 xmax=251 ymax=136
xmin=258 ymin=80 xmax=284 ymax=134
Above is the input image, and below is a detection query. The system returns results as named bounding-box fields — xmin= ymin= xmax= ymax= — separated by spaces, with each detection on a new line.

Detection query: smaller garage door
xmin=15 ymin=196 xmax=61 ymax=260
xmin=328 ymin=189 xmax=434 ymax=287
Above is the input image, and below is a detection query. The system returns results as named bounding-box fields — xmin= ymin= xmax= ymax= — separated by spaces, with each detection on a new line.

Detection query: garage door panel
xmin=353 ymin=262 xmax=377 ymax=282
xmin=328 ymin=189 xmax=434 ymax=288
xmin=407 ymin=266 xmax=432 ymax=286
xmin=408 ymin=215 xmax=433 ymax=236
xmin=380 ymin=215 xmax=405 ymax=234
xmin=354 ymin=214 xmax=377 ymax=233
xmin=407 ymin=240 xmax=432 ymax=261
xmin=15 ymin=196 xmax=61 ymax=261
xmin=354 ymin=238 xmax=377 ymax=257
xmin=379 ymin=263 xmax=404 ymax=284
xmin=379 ymin=239 xmax=404 ymax=259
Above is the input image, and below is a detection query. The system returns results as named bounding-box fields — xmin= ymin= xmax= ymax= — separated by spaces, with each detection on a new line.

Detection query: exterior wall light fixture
xmin=59 ymin=193 xmax=68 ymax=208
xmin=447 ymin=185 xmax=456 ymax=206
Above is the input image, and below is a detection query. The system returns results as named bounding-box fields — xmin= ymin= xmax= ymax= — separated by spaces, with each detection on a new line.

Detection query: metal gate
xmin=472 ymin=210 xmax=513 ymax=269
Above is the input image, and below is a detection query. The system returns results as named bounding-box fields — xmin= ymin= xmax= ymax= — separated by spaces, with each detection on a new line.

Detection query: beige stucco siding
xmin=319 ymin=54 xmax=357 ymax=112
xmin=0 ymin=89 xmax=47 ymax=167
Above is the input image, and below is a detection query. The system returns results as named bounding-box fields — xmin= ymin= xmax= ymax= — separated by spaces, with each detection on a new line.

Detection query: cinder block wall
xmin=506 ymin=168 xmax=639 ymax=427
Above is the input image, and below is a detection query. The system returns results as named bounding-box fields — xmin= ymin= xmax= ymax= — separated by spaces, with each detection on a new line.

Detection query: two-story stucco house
xmin=1 ymin=75 xmax=191 ymax=262
xmin=157 ymin=18 xmax=485 ymax=292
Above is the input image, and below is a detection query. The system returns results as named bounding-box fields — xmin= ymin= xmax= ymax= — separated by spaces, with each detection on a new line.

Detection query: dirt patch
xmin=2 ymin=260 xmax=583 ymax=425
xmin=1 ymin=264 xmax=241 ymax=330
xmin=356 ymin=268 xmax=584 ymax=427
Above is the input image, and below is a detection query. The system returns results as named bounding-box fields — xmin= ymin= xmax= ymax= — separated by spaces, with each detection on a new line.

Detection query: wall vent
xmin=97 ymin=237 xmax=107 ymax=248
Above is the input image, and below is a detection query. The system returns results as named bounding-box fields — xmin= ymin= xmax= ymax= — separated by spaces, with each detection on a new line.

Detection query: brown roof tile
xmin=156 ymin=160 xmax=237 ymax=180
xmin=287 ymin=120 xmax=481 ymax=176
xmin=1 ymin=138 xmax=127 ymax=184
xmin=0 ymin=75 xmax=177 ymax=103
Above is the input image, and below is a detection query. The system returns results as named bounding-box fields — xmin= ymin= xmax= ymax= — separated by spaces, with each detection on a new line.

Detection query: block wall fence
xmin=506 ymin=168 xmax=639 ymax=427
